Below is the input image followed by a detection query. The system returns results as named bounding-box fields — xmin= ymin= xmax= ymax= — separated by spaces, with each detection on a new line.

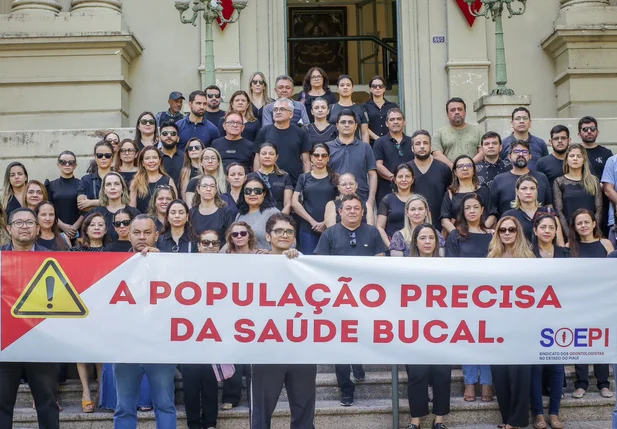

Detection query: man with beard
xmin=177 ymin=90 xmax=221 ymax=153
xmin=204 ymin=85 xmax=226 ymax=125
xmin=432 ymin=97 xmax=483 ymax=168
xmin=500 ymin=107 xmax=548 ymax=171
xmin=476 ymin=131 xmax=512 ymax=188
xmin=406 ymin=130 xmax=452 ymax=228
xmin=490 ymin=140 xmax=552 ymax=218
xmin=159 ymin=121 xmax=183 ymax=185
xmin=536 ymin=125 xmax=570 ymax=187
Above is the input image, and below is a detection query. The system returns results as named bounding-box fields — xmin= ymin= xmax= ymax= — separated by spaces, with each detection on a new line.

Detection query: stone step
xmin=13 ymin=396 xmax=615 ymax=429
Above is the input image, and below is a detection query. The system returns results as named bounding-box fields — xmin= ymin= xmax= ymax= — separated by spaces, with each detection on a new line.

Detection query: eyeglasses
xmin=10 ymin=220 xmax=37 ymax=228
xmin=119 ymin=148 xmax=136 ymax=154
xmin=202 ymin=156 xmax=218 ymax=162
xmin=272 ymin=228 xmax=294 ymax=237
xmin=156 ymin=185 xmax=173 ymax=191
xmin=244 ymin=187 xmax=264 ymax=196
xmin=58 ymin=160 xmax=76 ymax=166
xmin=207 ymin=94 xmax=221 ymax=99
xmin=552 ymin=136 xmax=569 ymax=142
xmin=27 ymin=190 xmax=43 ymax=195
xmin=349 ymin=231 xmax=357 ymax=247
xmin=456 ymin=163 xmax=473 ymax=170
xmin=395 ymin=143 xmax=404 ymax=157
xmin=161 ymin=131 xmax=177 ymax=137
xmin=338 ymin=120 xmax=355 ymax=126
xmin=113 ymin=220 xmax=131 ymax=227
xmin=371 ymin=84 xmax=384 ymax=89
xmin=582 ymin=126 xmax=598 ymax=132
xmin=231 ymin=230 xmax=249 ymax=238
xmin=225 ymin=121 xmax=242 ymax=126
xmin=310 ymin=75 xmax=323 ymax=80
xmin=512 ymin=149 xmax=529 ymax=156
xmin=251 ymin=80 xmax=265 ymax=85
xmin=188 ymin=145 xmax=202 ymax=151
xmin=139 ymin=119 xmax=156 ymax=126
xmin=199 ymin=183 xmax=216 ymax=190
xmin=498 ymin=227 xmax=518 ymax=234
xmin=272 ymin=107 xmax=290 ymax=113
xmin=200 ymin=239 xmax=220 ymax=247
xmin=96 ymin=153 xmax=113 ymax=159
xmin=513 ymin=116 xmax=529 ymax=122
xmin=312 ymin=153 xmax=329 ymax=159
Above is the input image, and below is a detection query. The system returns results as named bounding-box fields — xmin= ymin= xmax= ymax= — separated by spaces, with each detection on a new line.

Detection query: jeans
xmin=462 ymin=365 xmax=492 ymax=385
xmin=298 ymin=228 xmax=320 ymax=255
xmin=531 ymin=365 xmax=564 ymax=416
xmin=113 ymin=363 xmax=177 ymax=429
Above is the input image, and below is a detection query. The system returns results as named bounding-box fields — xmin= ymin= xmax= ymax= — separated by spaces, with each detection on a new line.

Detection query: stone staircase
xmin=12 ymin=364 xmax=615 ymax=428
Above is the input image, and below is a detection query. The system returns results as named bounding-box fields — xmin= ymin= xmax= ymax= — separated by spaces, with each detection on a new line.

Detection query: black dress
xmin=578 ymin=241 xmax=608 ymax=258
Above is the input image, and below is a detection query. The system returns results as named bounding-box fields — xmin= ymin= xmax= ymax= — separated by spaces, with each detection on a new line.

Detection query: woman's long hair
xmin=114 ymin=139 xmax=139 ymax=171
xmin=227 ymin=90 xmax=257 ymax=122
xmin=161 ymin=199 xmax=197 ymax=241
xmin=455 ymin=193 xmax=489 ymax=240
xmin=236 ymin=176 xmax=276 ymax=215
xmin=531 ymin=211 xmax=559 ymax=256
xmin=131 ymin=146 xmax=170 ymax=199
xmin=302 ymin=67 xmax=330 ymax=93
xmin=568 ymin=208 xmax=602 ymax=257
xmin=400 ymin=194 xmax=432 ymax=249
xmin=487 ymin=216 xmax=534 ymax=258
xmin=191 ymin=174 xmax=227 ymax=209
xmin=147 ymin=186 xmax=177 ymax=217
xmin=34 ymin=201 xmax=69 ymax=251
xmin=310 ymin=143 xmax=338 ymax=186
xmin=200 ymin=148 xmax=228 ymax=193
xmin=248 ymin=71 xmax=273 ymax=105
xmin=99 ymin=172 xmax=130 ymax=206
xmin=179 ymin=138 xmax=204 ymax=193
xmin=409 ymin=223 xmax=440 ymax=257
xmin=511 ymin=174 xmax=540 ymax=209
xmin=563 ymin=144 xmax=599 ymax=196
xmin=2 ymin=162 xmax=28 ymax=208
xmin=78 ymin=212 xmax=109 ymax=248
xmin=449 ymin=155 xmax=478 ymax=193
xmin=134 ymin=111 xmax=158 ymax=146
xmin=225 ymin=221 xmax=258 ymax=253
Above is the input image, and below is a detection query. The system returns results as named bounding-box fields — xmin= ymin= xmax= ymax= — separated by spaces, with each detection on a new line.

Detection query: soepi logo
xmin=540 ymin=327 xmax=609 ymax=348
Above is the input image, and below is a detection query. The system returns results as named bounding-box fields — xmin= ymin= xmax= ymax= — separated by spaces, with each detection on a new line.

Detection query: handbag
xmin=212 ymin=364 xmax=236 ymax=382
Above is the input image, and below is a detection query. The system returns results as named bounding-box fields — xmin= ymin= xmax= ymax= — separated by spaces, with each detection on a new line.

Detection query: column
xmin=560 ymin=0 xmax=608 ymax=8
xmin=71 ymin=0 xmax=121 ymax=14
xmin=11 ymin=0 xmax=61 ymax=14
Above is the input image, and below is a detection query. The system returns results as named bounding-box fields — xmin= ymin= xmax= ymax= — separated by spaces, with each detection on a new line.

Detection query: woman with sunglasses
xmin=364 ymin=75 xmax=399 ymax=143
xmin=103 ymin=131 xmax=121 ymax=152
xmin=115 ymin=139 xmax=139 ymax=187
xmin=130 ymin=145 xmax=177 ymax=214
xmin=441 ymin=155 xmax=493 ymax=233
xmin=324 ymin=173 xmax=374 ymax=227
xmin=2 ymin=161 xmax=28 ymax=217
xmin=248 ymin=71 xmax=273 ymax=124
xmin=35 ymin=201 xmax=71 ymax=251
xmin=156 ymin=199 xmax=197 ymax=253
xmin=221 ymin=163 xmax=247 ymax=218
xmin=236 ymin=176 xmax=280 ymax=250
xmin=179 ymin=138 xmax=205 ymax=199
xmin=249 ymin=142 xmax=292 ymax=214
xmin=46 ymin=151 xmax=83 ymax=241
xmin=77 ymin=140 xmax=114 ymax=213
xmin=148 ymin=185 xmax=177 ymax=232
xmin=487 ymin=216 xmax=534 ymax=429
xmin=306 ymin=97 xmax=337 ymax=145
xmin=185 ymin=148 xmax=228 ymax=204
xmin=390 ymin=195 xmax=445 ymax=257
xmin=292 ymin=143 xmax=338 ymax=254
xmin=376 ymin=164 xmax=415 ymax=248
xmin=133 ymin=111 xmax=158 ymax=150
xmin=328 ymin=75 xmax=369 ymax=143
xmin=198 ymin=230 xmax=221 ymax=254
xmin=568 ymin=209 xmax=613 ymax=257
xmin=297 ymin=67 xmax=338 ymax=123
xmin=217 ymin=90 xmax=261 ymax=142
xmin=189 ymin=174 xmax=234 ymax=246
xmin=103 ymin=209 xmax=135 ymax=252
xmin=25 ymin=180 xmax=47 ymax=210
xmin=225 ymin=221 xmax=259 ymax=254
xmin=92 ymin=172 xmax=140 ymax=242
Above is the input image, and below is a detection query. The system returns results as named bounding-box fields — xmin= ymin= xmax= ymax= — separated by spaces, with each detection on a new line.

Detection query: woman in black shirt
xmin=296 ymin=67 xmax=338 ymax=123
xmin=147 ymin=186 xmax=177 ymax=232
xmin=92 ymin=172 xmax=140 ymax=242
xmin=221 ymin=163 xmax=246 ymax=218
xmin=2 ymin=162 xmax=28 ymax=217
xmin=445 ymin=193 xmax=493 ymax=258
xmin=103 ymin=131 xmax=120 ymax=153
xmin=217 ymin=90 xmax=261 ymax=142
xmin=46 ymin=150 xmax=82 ymax=241
xmin=328 ymin=75 xmax=369 ymax=143
xmin=78 ymin=140 xmax=114 ymax=213
xmin=133 ymin=111 xmax=158 ymax=150
xmin=35 ymin=201 xmax=70 ymax=251
xmin=185 ymin=148 xmax=228 ymax=203
xmin=197 ymin=230 xmax=221 ymax=254
xmin=157 ymin=199 xmax=197 ymax=253
xmin=249 ymin=142 xmax=292 ymax=214
xmin=25 ymin=180 xmax=47 ymax=210
xmin=532 ymin=212 xmax=570 ymax=258
xmin=130 ymin=145 xmax=177 ymax=214
xmin=364 ymin=75 xmax=399 ymax=143
xmin=189 ymin=175 xmax=234 ymax=245
xmin=179 ymin=138 xmax=204 ymax=199
xmin=305 ymin=97 xmax=337 ymax=145
xmin=376 ymin=164 xmax=414 ymax=248
xmin=103 ymin=209 xmax=134 ymax=252
xmin=248 ymin=71 xmax=272 ymax=124
xmin=568 ymin=209 xmax=613 ymax=257
xmin=114 ymin=139 xmax=139 ymax=188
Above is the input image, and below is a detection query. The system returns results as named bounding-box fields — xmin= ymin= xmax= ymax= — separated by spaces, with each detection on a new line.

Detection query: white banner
xmin=0 ymin=252 xmax=615 ymax=364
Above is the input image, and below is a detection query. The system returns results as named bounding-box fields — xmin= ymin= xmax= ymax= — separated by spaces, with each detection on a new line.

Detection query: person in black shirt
xmin=364 ymin=75 xmax=399 ymax=144
xmin=248 ymin=71 xmax=273 ymax=124
xmin=178 ymin=138 xmax=205 ymax=199
xmin=2 ymin=161 xmax=28 ymax=217
xmin=156 ymin=199 xmax=198 ymax=253
xmin=133 ymin=111 xmax=158 ymax=150
xmin=156 ymin=91 xmax=185 ymax=126
xmin=189 ymin=174 xmax=234 ymax=246
xmin=77 ymin=140 xmax=114 ymax=214
xmin=373 ymin=108 xmax=414 ymax=202
xmin=536 ymin=125 xmax=569 ymax=187
xmin=103 ymin=132 xmax=120 ymax=153
xmin=159 ymin=121 xmax=184 ymax=186
xmin=147 ymin=185 xmax=177 ymax=232
xmin=197 ymin=230 xmax=221 ymax=254
xmin=324 ymin=173 xmax=374 ymax=227
xmin=46 ymin=151 xmax=82 ymax=240
xmin=185 ymin=148 xmax=228 ymax=204
xmin=204 ymin=85 xmax=226 ymax=125
xmin=103 ymin=208 xmax=134 ymax=252
xmin=568 ymin=209 xmax=613 ymax=258
xmin=129 ymin=146 xmax=178 ymax=214
xmin=212 ymin=112 xmax=254 ymax=172
xmin=445 ymin=193 xmax=493 ymax=258
xmin=406 ymin=130 xmax=452 ymax=228
xmin=305 ymin=97 xmax=337 ymax=145
xmin=221 ymin=163 xmax=246 ymax=217
xmin=376 ymin=164 xmax=414 ymax=248
xmin=35 ymin=201 xmax=70 ymax=251
xmin=296 ymin=66 xmax=338 ymax=123
xmin=475 ymin=132 xmax=512 ymax=189
xmin=71 ymin=212 xmax=108 ymax=252
xmin=532 ymin=212 xmax=569 ymax=259
xmin=216 ymin=90 xmax=261 ymax=142
xmin=92 ymin=172 xmax=140 ymax=242
xmin=327 ymin=75 xmax=370 ymax=143
xmin=115 ymin=139 xmax=139 ymax=188
xmin=249 ymin=142 xmax=293 ymax=213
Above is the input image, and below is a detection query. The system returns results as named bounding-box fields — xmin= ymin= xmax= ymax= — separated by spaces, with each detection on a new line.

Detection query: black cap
xmin=169 ymin=91 xmax=185 ymax=101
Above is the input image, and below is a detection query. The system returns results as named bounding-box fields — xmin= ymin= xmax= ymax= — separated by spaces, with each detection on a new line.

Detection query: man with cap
xmin=156 ymin=91 xmax=185 ymax=125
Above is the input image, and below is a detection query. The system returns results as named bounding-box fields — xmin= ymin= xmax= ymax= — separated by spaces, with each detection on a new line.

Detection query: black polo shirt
xmin=476 ymin=158 xmax=512 ymax=188
xmin=373 ymin=133 xmax=414 ymax=201
xmin=536 ymin=154 xmax=564 ymax=188
xmin=407 ymin=159 xmax=452 ymax=228
xmin=489 ymin=170 xmax=552 ymax=218
xmin=211 ymin=137 xmax=254 ymax=172
xmin=314 ymin=222 xmax=386 ymax=256
xmin=327 ymin=138 xmax=377 ymax=202
xmin=156 ymin=229 xmax=198 ymax=253
xmin=363 ymin=99 xmax=399 ymax=141
xmin=161 ymin=149 xmax=183 ymax=186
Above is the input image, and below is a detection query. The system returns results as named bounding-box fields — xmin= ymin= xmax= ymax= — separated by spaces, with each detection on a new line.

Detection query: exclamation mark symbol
xmin=46 ymin=276 xmax=54 ymax=309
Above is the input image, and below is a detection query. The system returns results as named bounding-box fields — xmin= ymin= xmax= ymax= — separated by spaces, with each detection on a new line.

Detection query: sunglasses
xmin=498 ymin=227 xmax=518 ymax=234
xmin=113 ymin=220 xmax=131 ymax=228
xmin=251 ymin=79 xmax=265 ymax=85
xmin=105 ymin=138 xmax=119 ymax=144
xmin=187 ymin=145 xmax=202 ymax=151
xmin=139 ymin=119 xmax=156 ymax=126
xmin=161 ymin=131 xmax=177 ymax=137
xmin=582 ymin=126 xmax=598 ymax=132
xmin=58 ymin=160 xmax=76 ymax=166
xmin=349 ymin=231 xmax=357 ymax=247
xmin=371 ymin=84 xmax=385 ymax=89
xmin=312 ymin=153 xmax=329 ymax=159
xmin=96 ymin=153 xmax=113 ymax=159
xmin=207 ymin=94 xmax=221 ymax=99
xmin=231 ymin=230 xmax=249 ymax=238
xmin=244 ymin=187 xmax=264 ymax=196
xmin=200 ymin=240 xmax=220 ymax=247
xmin=395 ymin=143 xmax=404 ymax=157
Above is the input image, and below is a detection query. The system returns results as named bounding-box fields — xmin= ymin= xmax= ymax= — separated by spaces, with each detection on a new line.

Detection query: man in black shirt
xmin=211 ymin=112 xmax=254 ymax=172
xmin=476 ymin=131 xmax=512 ymax=188
xmin=490 ymin=140 xmax=552 ymax=218
xmin=536 ymin=125 xmax=570 ymax=187
xmin=156 ymin=91 xmax=185 ymax=126
xmin=253 ymin=98 xmax=311 ymax=185
xmin=204 ymin=85 xmax=225 ymax=125
xmin=159 ymin=121 xmax=183 ymax=186
xmin=373 ymin=108 xmax=414 ymax=202
xmin=0 ymin=208 xmax=60 ymax=429
xmin=315 ymin=195 xmax=386 ymax=407
xmin=405 ymin=130 xmax=452 ymax=228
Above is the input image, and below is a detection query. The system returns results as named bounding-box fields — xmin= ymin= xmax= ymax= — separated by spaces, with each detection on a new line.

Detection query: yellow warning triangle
xmin=11 ymin=258 xmax=89 ymax=319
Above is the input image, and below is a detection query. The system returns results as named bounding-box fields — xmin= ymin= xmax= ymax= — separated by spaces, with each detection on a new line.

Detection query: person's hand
xmin=76 ymin=198 xmax=89 ymax=211
xmin=59 ymin=223 xmax=77 ymax=238
xmin=255 ymin=249 xmax=270 ymax=254
xmin=282 ymin=249 xmax=299 ymax=259
xmin=312 ymin=222 xmax=326 ymax=233
xmin=140 ymin=247 xmax=160 ymax=256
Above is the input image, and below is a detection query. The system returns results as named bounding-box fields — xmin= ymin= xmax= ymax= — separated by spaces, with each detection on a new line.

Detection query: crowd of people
xmin=0 ymin=67 xmax=616 ymax=429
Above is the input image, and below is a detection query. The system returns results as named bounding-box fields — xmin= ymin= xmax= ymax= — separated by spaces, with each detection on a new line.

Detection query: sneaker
xmin=432 ymin=423 xmax=447 ymax=429
xmin=340 ymin=392 xmax=354 ymax=406
xmin=351 ymin=365 xmax=365 ymax=382
xmin=404 ymin=425 xmax=420 ymax=429
xmin=572 ymin=388 xmax=586 ymax=398
xmin=601 ymin=387 xmax=614 ymax=398
xmin=221 ymin=402 xmax=233 ymax=410
xmin=351 ymin=373 xmax=365 ymax=383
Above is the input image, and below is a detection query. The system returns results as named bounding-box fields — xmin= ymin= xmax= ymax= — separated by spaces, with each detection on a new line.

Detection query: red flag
xmin=455 ymin=0 xmax=482 ymax=27
xmin=217 ymin=0 xmax=235 ymax=31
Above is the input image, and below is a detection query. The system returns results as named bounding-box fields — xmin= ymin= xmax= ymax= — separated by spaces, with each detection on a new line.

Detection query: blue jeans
xmin=298 ymin=227 xmax=320 ymax=255
xmin=113 ymin=363 xmax=177 ymax=429
xmin=531 ymin=364 xmax=564 ymax=416
xmin=462 ymin=365 xmax=492 ymax=385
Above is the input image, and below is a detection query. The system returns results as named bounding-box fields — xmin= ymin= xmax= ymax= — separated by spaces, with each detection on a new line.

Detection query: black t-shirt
xmin=92 ymin=205 xmax=141 ymax=242
xmin=377 ymin=193 xmax=407 ymax=238
xmin=104 ymin=240 xmax=132 ymax=252
xmin=253 ymin=125 xmax=312 ymax=185
xmin=5 ymin=195 xmax=22 ymax=218
xmin=205 ymin=110 xmax=226 ymax=126
xmin=533 ymin=245 xmax=570 ymax=258
xmin=119 ymin=171 xmax=137 ymax=188
xmin=586 ymin=145 xmax=613 ymax=180
xmin=305 ymin=123 xmax=337 ymax=145
xmin=211 ymin=137 xmax=254 ymax=172
xmin=502 ymin=207 xmax=549 ymax=243
xmin=536 ymin=154 xmax=564 ymax=188
xmin=216 ymin=117 xmax=261 ymax=143
xmin=440 ymin=186 xmax=493 ymax=222
xmin=161 ymin=150 xmax=184 ymax=186
xmin=444 ymin=230 xmax=492 ymax=257
xmin=37 ymin=237 xmax=68 ymax=252
xmin=296 ymin=90 xmax=338 ymax=123
xmin=295 ymin=172 xmax=338 ymax=231
xmin=45 ymin=176 xmax=81 ymax=225
xmin=248 ymin=171 xmax=292 ymax=211
xmin=328 ymin=103 xmax=369 ymax=140
xmin=135 ymin=176 xmax=172 ymax=214
xmin=373 ymin=134 xmax=414 ymax=202
xmin=189 ymin=206 xmax=235 ymax=244
xmin=315 ymin=222 xmax=387 ymax=256
xmin=490 ymin=171 xmax=552 ymax=218
xmin=407 ymin=159 xmax=453 ymax=228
